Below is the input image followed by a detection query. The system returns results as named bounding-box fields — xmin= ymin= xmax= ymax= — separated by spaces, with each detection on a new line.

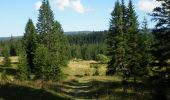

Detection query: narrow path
xmin=60 ymin=77 xmax=95 ymax=100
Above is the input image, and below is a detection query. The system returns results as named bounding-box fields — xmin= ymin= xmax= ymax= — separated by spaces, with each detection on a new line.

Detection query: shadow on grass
xmin=47 ymin=79 xmax=152 ymax=100
xmin=0 ymin=83 xmax=67 ymax=100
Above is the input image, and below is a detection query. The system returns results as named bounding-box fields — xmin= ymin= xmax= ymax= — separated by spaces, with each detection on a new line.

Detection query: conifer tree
xmin=36 ymin=0 xmax=69 ymax=80
xmin=17 ymin=49 xmax=30 ymax=81
xmin=138 ymin=18 xmax=153 ymax=76
xmin=106 ymin=0 xmax=128 ymax=77
xmin=37 ymin=0 xmax=54 ymax=45
xmin=3 ymin=46 xmax=11 ymax=67
xmin=9 ymin=35 xmax=17 ymax=56
xmin=125 ymin=0 xmax=140 ymax=83
xmin=33 ymin=44 xmax=50 ymax=79
xmin=121 ymin=0 xmax=128 ymax=33
xmin=151 ymin=0 xmax=170 ymax=99
xmin=23 ymin=19 xmax=37 ymax=73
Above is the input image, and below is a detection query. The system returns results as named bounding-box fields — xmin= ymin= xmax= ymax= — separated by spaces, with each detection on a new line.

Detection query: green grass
xmin=0 ymin=59 xmax=169 ymax=100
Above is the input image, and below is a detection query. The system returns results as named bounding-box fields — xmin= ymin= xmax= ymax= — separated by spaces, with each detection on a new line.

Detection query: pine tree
xmin=106 ymin=0 xmax=128 ymax=77
xmin=33 ymin=44 xmax=62 ymax=80
xmin=23 ymin=19 xmax=37 ymax=73
xmin=3 ymin=46 xmax=11 ymax=67
xmin=125 ymin=0 xmax=140 ymax=83
xmin=33 ymin=44 xmax=49 ymax=79
xmin=9 ymin=35 xmax=17 ymax=56
xmin=151 ymin=0 xmax=170 ymax=99
xmin=121 ymin=0 xmax=128 ymax=33
xmin=37 ymin=0 xmax=54 ymax=45
xmin=17 ymin=49 xmax=30 ymax=81
xmin=138 ymin=18 xmax=153 ymax=77
xmin=36 ymin=0 xmax=69 ymax=80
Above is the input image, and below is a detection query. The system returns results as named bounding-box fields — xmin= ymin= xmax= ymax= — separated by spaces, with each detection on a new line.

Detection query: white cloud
xmin=54 ymin=0 xmax=70 ymax=11
xmin=53 ymin=0 xmax=93 ymax=14
xmin=70 ymin=0 xmax=84 ymax=13
xmin=35 ymin=1 xmax=42 ymax=10
xmin=138 ymin=0 xmax=161 ymax=12
xmin=35 ymin=0 xmax=94 ymax=14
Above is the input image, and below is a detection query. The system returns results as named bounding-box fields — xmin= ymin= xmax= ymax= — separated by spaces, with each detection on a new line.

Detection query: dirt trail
xmin=60 ymin=77 xmax=96 ymax=100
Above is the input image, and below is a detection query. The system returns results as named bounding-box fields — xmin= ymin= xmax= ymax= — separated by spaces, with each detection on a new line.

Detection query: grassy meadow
xmin=0 ymin=57 xmax=159 ymax=100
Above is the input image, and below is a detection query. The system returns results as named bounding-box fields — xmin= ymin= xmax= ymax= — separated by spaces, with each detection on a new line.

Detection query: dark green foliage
xmin=138 ymin=18 xmax=153 ymax=75
xmin=151 ymin=0 xmax=170 ymax=76
xmin=48 ymin=21 xmax=70 ymax=66
xmin=37 ymin=0 xmax=55 ymax=44
xmin=17 ymin=49 xmax=30 ymax=81
xmin=33 ymin=44 xmax=62 ymax=80
xmin=2 ymin=46 xmax=11 ymax=67
xmin=23 ymin=19 xmax=37 ymax=73
xmin=150 ymin=0 xmax=170 ymax=99
xmin=33 ymin=44 xmax=50 ymax=79
xmin=67 ymin=31 xmax=107 ymax=45
xmin=106 ymin=0 xmax=153 ymax=84
xmin=106 ymin=0 xmax=128 ymax=76
xmin=125 ymin=0 xmax=141 ymax=82
xmin=9 ymin=36 xmax=17 ymax=56
xmin=37 ymin=0 xmax=69 ymax=67
xmin=67 ymin=31 xmax=107 ymax=60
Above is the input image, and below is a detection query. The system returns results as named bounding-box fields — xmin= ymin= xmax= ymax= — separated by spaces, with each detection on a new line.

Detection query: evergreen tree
xmin=47 ymin=21 xmax=70 ymax=66
xmin=17 ymin=49 xmax=30 ymax=81
xmin=33 ymin=44 xmax=62 ymax=80
xmin=3 ymin=46 xmax=11 ymax=67
xmin=106 ymin=0 xmax=128 ymax=77
xmin=36 ymin=0 xmax=69 ymax=80
xmin=125 ymin=0 xmax=140 ymax=83
xmin=121 ymin=0 xmax=128 ymax=33
xmin=23 ymin=19 xmax=37 ymax=73
xmin=9 ymin=35 xmax=17 ymax=56
xmin=37 ymin=0 xmax=54 ymax=45
xmin=138 ymin=18 xmax=153 ymax=77
xmin=33 ymin=44 xmax=50 ymax=80
xmin=151 ymin=0 xmax=170 ymax=99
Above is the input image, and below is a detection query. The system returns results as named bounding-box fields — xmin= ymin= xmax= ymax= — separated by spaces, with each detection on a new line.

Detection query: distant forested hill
xmin=0 ymin=31 xmax=108 ymax=60
xmin=66 ymin=31 xmax=108 ymax=60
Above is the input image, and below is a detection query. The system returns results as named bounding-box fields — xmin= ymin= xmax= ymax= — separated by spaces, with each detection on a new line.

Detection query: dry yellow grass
xmin=0 ymin=56 xmax=18 ymax=65
xmin=64 ymin=60 xmax=107 ymax=76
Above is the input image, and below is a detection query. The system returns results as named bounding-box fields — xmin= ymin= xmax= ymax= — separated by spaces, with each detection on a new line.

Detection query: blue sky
xmin=0 ymin=0 xmax=161 ymax=37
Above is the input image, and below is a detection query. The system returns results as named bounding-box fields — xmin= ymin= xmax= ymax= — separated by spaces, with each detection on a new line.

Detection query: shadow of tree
xmin=47 ymin=79 xmax=152 ymax=100
xmin=0 ymin=83 xmax=67 ymax=100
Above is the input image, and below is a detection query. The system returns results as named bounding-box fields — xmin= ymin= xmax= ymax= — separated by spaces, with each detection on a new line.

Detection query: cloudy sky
xmin=0 ymin=0 xmax=161 ymax=37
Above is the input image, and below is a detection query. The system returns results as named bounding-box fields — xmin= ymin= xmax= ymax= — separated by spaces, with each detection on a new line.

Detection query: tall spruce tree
xmin=23 ymin=19 xmax=37 ymax=73
xmin=125 ymin=0 xmax=140 ymax=83
xmin=36 ymin=0 xmax=69 ymax=80
xmin=106 ymin=0 xmax=128 ymax=77
xmin=151 ymin=0 xmax=170 ymax=99
xmin=138 ymin=18 xmax=153 ymax=77
xmin=37 ymin=0 xmax=54 ymax=45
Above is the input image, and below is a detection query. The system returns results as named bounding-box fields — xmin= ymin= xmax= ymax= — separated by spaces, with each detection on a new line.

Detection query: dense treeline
xmin=67 ymin=31 xmax=107 ymax=45
xmin=107 ymin=0 xmax=170 ymax=99
xmin=67 ymin=31 xmax=107 ymax=60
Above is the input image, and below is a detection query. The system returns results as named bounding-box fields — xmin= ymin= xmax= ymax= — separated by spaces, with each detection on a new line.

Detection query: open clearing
xmin=0 ymin=59 xmax=159 ymax=100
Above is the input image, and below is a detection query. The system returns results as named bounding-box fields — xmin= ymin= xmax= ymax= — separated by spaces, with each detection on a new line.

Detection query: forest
xmin=0 ymin=0 xmax=169 ymax=100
